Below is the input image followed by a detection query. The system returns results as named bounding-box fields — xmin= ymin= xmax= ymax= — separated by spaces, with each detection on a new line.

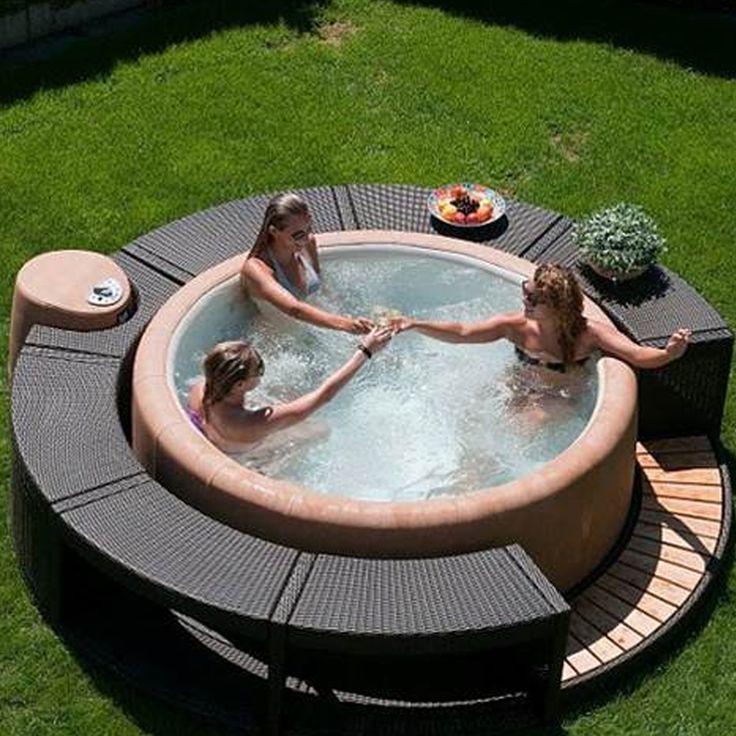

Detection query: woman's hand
xmin=388 ymin=315 xmax=415 ymax=333
xmin=344 ymin=316 xmax=374 ymax=334
xmin=361 ymin=327 xmax=393 ymax=355
xmin=665 ymin=328 xmax=691 ymax=360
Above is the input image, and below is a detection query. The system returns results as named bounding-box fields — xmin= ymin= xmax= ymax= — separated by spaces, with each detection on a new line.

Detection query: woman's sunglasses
xmin=521 ymin=280 xmax=545 ymax=308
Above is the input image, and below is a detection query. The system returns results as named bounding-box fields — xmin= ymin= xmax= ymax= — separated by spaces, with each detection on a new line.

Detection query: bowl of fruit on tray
xmin=427 ymin=183 xmax=506 ymax=228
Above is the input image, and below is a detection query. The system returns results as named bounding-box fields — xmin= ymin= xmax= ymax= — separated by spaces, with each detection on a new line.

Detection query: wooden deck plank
xmin=638 ymin=509 xmax=721 ymax=539
xmin=637 ymin=437 xmax=713 ymax=455
xmin=564 ymin=633 xmax=601 ymax=675
xmin=644 ymin=480 xmax=722 ymax=504
xmin=569 ymin=613 xmax=625 ymax=663
xmin=641 ymin=467 xmax=721 ymax=485
xmin=581 ymin=586 xmax=661 ymax=637
xmin=574 ymin=596 xmax=646 ymax=649
xmin=618 ymin=550 xmax=702 ymax=590
xmin=641 ymin=495 xmax=722 ymax=521
xmin=562 ymin=661 xmax=578 ymax=682
xmin=595 ymin=573 xmax=678 ymax=623
xmin=607 ymin=562 xmax=691 ymax=606
xmin=628 ymin=535 xmax=709 ymax=572
xmin=637 ymin=451 xmax=717 ymax=470
xmin=563 ymin=434 xmax=725 ymax=688
xmin=633 ymin=521 xmax=717 ymax=554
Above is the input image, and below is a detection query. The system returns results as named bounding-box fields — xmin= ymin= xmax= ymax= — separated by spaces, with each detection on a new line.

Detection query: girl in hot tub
xmin=241 ymin=193 xmax=374 ymax=334
xmin=390 ymin=264 xmax=690 ymax=370
xmin=187 ymin=327 xmax=392 ymax=453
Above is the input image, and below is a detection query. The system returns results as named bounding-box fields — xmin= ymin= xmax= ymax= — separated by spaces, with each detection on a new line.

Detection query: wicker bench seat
xmin=268 ymin=549 xmax=569 ymax=734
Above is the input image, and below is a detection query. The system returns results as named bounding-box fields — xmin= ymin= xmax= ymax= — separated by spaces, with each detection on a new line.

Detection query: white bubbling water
xmin=172 ymin=249 xmax=598 ymax=502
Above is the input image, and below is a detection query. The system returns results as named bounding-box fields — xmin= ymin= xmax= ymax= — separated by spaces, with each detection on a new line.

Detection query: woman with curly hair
xmin=390 ymin=264 xmax=690 ymax=370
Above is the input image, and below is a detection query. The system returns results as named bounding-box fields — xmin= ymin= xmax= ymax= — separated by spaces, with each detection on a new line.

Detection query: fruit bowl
xmin=427 ymin=183 xmax=506 ymax=228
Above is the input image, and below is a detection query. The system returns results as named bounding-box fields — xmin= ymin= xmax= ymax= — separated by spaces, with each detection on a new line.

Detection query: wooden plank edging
xmin=562 ymin=435 xmax=731 ymax=691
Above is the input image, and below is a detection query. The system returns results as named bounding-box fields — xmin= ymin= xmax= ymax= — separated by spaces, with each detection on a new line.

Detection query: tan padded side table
xmin=9 ymin=250 xmax=132 ymax=373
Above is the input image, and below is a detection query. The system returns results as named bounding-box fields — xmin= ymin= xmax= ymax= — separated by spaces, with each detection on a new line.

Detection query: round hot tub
xmin=132 ymin=231 xmax=637 ymax=590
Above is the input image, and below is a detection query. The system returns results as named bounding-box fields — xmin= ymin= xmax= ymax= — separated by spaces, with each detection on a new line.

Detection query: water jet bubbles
xmin=172 ymin=252 xmax=599 ymax=501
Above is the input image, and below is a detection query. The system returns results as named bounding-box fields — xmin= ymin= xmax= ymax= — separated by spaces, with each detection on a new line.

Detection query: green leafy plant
xmin=574 ymin=203 xmax=667 ymax=278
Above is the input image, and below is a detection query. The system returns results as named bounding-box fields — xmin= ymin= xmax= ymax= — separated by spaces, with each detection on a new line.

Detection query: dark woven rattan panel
xmin=122 ymin=186 xmax=344 ymax=277
xmin=271 ymin=553 xmax=315 ymax=626
xmin=11 ymin=348 xmax=144 ymax=503
xmin=524 ymin=217 xmax=574 ymax=264
xmin=123 ymin=197 xmax=268 ymax=276
xmin=637 ymin=335 xmax=733 ymax=438
xmin=345 ymin=184 xmax=563 ymax=256
xmin=122 ymin=245 xmax=195 ymax=284
xmin=288 ymin=546 xmax=565 ymax=641
xmin=25 ymin=252 xmax=179 ymax=358
xmin=346 ymin=185 xmax=434 ymax=234
xmin=60 ymin=479 xmax=299 ymax=628
xmin=505 ymin=545 xmax=570 ymax=612
xmin=10 ymin=454 xmax=63 ymax=618
xmin=332 ymin=185 xmax=359 ymax=230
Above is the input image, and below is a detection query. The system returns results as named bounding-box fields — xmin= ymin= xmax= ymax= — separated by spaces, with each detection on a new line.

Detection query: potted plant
xmin=573 ymin=203 xmax=666 ymax=282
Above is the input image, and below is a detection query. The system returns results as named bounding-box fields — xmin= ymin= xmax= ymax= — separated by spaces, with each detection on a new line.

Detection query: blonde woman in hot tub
xmin=241 ymin=193 xmax=374 ymax=334
xmin=187 ymin=327 xmax=392 ymax=454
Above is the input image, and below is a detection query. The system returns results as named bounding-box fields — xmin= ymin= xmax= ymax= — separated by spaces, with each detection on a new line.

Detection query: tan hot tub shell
xmin=132 ymin=231 xmax=638 ymax=591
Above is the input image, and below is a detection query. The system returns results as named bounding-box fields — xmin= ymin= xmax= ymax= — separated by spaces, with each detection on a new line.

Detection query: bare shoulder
xmin=187 ymin=379 xmax=205 ymax=411
xmin=583 ymin=319 xmax=642 ymax=357
xmin=241 ymin=255 xmax=273 ymax=280
xmin=501 ymin=311 xmax=530 ymax=336
xmin=241 ymin=256 xmax=276 ymax=299
xmin=585 ymin=318 xmax=620 ymax=344
xmin=502 ymin=311 xmax=527 ymax=327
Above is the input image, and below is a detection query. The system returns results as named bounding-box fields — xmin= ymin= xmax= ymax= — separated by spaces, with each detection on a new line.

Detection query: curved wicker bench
xmin=10 ymin=345 xmax=570 ymax=733
xmin=9 ymin=184 xmax=733 ymax=734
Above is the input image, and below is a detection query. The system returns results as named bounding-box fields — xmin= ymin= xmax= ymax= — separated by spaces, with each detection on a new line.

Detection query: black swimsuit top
xmin=514 ymin=345 xmax=589 ymax=373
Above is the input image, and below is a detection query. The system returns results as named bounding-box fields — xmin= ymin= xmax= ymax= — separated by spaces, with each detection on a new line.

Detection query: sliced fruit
xmin=476 ymin=205 xmax=493 ymax=222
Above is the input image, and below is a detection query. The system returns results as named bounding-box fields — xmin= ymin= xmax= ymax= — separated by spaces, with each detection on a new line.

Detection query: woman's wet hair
xmin=532 ymin=264 xmax=587 ymax=364
xmin=248 ymin=193 xmax=310 ymax=260
xmin=202 ymin=340 xmax=263 ymax=419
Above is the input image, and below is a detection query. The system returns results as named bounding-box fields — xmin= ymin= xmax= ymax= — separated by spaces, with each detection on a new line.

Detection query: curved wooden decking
xmin=562 ymin=435 xmax=731 ymax=689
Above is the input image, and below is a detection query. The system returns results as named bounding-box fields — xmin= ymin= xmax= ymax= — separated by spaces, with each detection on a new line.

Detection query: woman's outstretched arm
xmin=241 ymin=260 xmax=373 ymax=333
xmin=246 ymin=327 xmax=393 ymax=437
xmin=391 ymin=312 xmax=522 ymax=344
xmin=588 ymin=321 xmax=691 ymax=369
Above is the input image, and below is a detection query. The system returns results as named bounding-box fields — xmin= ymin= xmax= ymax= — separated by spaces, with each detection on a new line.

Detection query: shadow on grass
xmin=391 ymin=0 xmax=736 ymax=79
xmin=54 ymin=545 xmax=570 ymax=736
xmin=2 ymin=0 xmax=735 ymax=111
xmin=0 ymin=0 xmax=330 ymax=107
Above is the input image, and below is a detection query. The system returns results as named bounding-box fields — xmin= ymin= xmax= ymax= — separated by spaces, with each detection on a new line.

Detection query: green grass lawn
xmin=1 ymin=0 xmax=736 ymax=733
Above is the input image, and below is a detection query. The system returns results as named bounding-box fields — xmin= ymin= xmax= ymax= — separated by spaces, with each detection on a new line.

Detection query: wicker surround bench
xmin=9 ymin=184 xmax=733 ymax=733
xmin=11 ymin=346 xmax=570 ymax=733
